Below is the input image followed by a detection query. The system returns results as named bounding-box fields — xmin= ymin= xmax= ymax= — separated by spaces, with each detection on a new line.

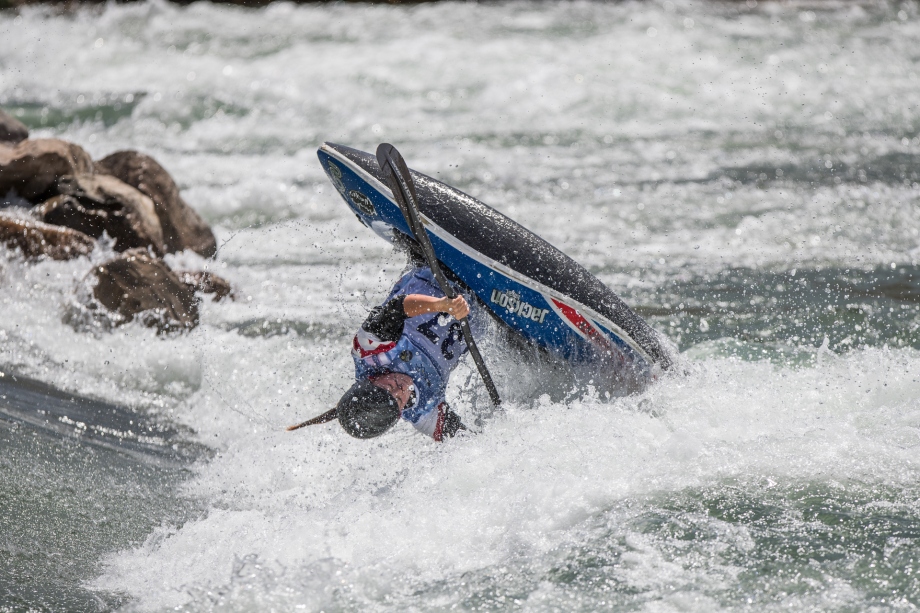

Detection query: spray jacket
xmin=352 ymin=266 xmax=480 ymax=441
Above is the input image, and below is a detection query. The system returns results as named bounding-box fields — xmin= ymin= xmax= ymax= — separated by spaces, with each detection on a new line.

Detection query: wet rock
xmin=177 ymin=270 xmax=234 ymax=301
xmin=34 ymin=194 xmax=109 ymax=240
xmin=91 ymin=250 xmax=198 ymax=331
xmin=96 ymin=151 xmax=217 ymax=257
xmin=0 ymin=108 xmax=28 ymax=145
xmin=42 ymin=174 xmax=165 ymax=253
xmin=0 ymin=139 xmax=94 ymax=201
xmin=0 ymin=213 xmax=95 ymax=260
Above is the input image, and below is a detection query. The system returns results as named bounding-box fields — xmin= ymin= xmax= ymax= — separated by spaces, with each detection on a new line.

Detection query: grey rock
xmin=177 ymin=270 xmax=235 ymax=301
xmin=96 ymin=151 xmax=217 ymax=257
xmin=0 ymin=108 xmax=28 ymax=145
xmin=0 ymin=212 xmax=95 ymax=260
xmin=91 ymin=250 xmax=198 ymax=331
xmin=41 ymin=174 xmax=165 ymax=253
xmin=0 ymin=139 xmax=94 ymax=201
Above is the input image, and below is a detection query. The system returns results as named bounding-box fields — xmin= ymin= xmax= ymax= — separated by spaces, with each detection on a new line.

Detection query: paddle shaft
xmin=377 ymin=144 xmax=501 ymax=406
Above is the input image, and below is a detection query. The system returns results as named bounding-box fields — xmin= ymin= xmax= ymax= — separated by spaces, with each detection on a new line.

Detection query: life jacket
xmin=352 ymin=267 xmax=477 ymax=439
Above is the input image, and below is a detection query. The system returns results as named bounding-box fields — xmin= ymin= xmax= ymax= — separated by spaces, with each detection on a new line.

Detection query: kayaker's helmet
xmin=336 ymin=379 xmax=401 ymax=439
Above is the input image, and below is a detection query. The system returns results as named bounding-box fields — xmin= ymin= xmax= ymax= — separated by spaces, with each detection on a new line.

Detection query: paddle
xmin=286 ymin=407 xmax=337 ymax=431
xmin=376 ymin=143 xmax=501 ymax=406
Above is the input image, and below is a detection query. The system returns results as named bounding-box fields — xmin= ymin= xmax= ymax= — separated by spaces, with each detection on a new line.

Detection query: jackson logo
xmin=349 ymin=190 xmax=375 ymax=216
xmin=490 ymin=289 xmax=549 ymax=323
xmin=327 ymin=162 xmax=346 ymax=194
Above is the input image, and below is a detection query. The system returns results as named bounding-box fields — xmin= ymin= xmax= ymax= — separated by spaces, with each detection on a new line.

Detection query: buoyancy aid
xmin=352 ymin=267 xmax=479 ymax=440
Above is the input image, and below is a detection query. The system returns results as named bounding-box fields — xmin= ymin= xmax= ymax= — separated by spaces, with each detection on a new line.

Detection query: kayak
xmin=317 ymin=142 xmax=673 ymax=388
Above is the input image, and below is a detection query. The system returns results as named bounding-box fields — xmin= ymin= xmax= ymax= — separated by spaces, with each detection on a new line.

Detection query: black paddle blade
xmin=376 ymin=143 xmax=454 ymax=299
xmin=286 ymin=407 xmax=338 ymax=431
xmin=376 ymin=143 xmax=419 ymax=214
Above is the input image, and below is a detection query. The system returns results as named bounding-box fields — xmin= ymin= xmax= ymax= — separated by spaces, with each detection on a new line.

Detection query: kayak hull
xmin=317 ymin=143 xmax=672 ymax=385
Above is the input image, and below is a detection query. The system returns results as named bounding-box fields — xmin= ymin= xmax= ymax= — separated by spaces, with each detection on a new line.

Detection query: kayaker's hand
xmin=442 ymin=407 xmax=467 ymax=439
xmin=442 ymin=295 xmax=469 ymax=320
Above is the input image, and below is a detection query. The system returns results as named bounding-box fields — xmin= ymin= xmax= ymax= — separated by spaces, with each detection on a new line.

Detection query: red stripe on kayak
xmin=550 ymin=298 xmax=612 ymax=349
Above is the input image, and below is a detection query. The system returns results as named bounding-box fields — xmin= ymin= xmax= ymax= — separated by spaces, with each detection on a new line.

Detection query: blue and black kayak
xmin=317 ymin=142 xmax=673 ymax=384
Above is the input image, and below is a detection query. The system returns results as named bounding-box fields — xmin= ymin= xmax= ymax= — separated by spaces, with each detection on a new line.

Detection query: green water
xmin=0 ymin=419 xmax=199 ymax=612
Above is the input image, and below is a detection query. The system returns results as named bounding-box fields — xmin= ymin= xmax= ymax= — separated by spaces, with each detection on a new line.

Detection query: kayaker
xmin=289 ymin=265 xmax=476 ymax=441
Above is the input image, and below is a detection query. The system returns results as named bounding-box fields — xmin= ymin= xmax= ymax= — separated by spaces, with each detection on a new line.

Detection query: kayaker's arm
xmin=361 ymin=295 xmax=407 ymax=342
xmin=361 ymin=294 xmax=468 ymax=342
xmin=404 ymin=294 xmax=468 ymax=319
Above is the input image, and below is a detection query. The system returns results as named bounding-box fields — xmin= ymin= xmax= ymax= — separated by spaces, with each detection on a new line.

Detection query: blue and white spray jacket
xmin=352 ymin=266 xmax=480 ymax=440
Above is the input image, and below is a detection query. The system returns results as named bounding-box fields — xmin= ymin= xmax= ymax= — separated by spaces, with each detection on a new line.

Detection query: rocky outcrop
xmin=38 ymin=174 xmax=165 ymax=253
xmin=0 ymin=109 xmax=28 ymax=145
xmin=91 ymin=250 xmax=198 ymax=331
xmin=177 ymin=270 xmax=234 ymax=301
xmin=0 ymin=214 xmax=95 ymax=260
xmin=0 ymin=105 xmax=228 ymax=333
xmin=96 ymin=151 xmax=217 ymax=257
xmin=0 ymin=139 xmax=94 ymax=201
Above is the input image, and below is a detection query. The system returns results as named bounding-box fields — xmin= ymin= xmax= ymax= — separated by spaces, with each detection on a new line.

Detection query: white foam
xmin=92 ymin=346 xmax=920 ymax=609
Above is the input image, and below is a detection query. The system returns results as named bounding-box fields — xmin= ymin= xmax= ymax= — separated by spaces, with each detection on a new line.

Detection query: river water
xmin=1 ymin=0 xmax=920 ymax=610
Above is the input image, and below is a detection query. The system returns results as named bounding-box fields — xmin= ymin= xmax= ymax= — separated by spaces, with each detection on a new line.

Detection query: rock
xmin=0 ymin=213 xmax=95 ymax=260
xmin=177 ymin=270 xmax=234 ymax=301
xmin=96 ymin=151 xmax=217 ymax=257
xmin=0 ymin=108 xmax=28 ymax=145
xmin=91 ymin=250 xmax=198 ymax=331
xmin=40 ymin=174 xmax=165 ymax=253
xmin=0 ymin=139 xmax=94 ymax=201
xmin=34 ymin=194 xmax=109 ymax=240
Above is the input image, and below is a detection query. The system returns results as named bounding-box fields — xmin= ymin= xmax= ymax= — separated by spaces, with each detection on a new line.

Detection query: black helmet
xmin=337 ymin=379 xmax=401 ymax=439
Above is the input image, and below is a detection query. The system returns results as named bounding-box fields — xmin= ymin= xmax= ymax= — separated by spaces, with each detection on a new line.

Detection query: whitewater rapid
xmin=1 ymin=0 xmax=919 ymax=610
